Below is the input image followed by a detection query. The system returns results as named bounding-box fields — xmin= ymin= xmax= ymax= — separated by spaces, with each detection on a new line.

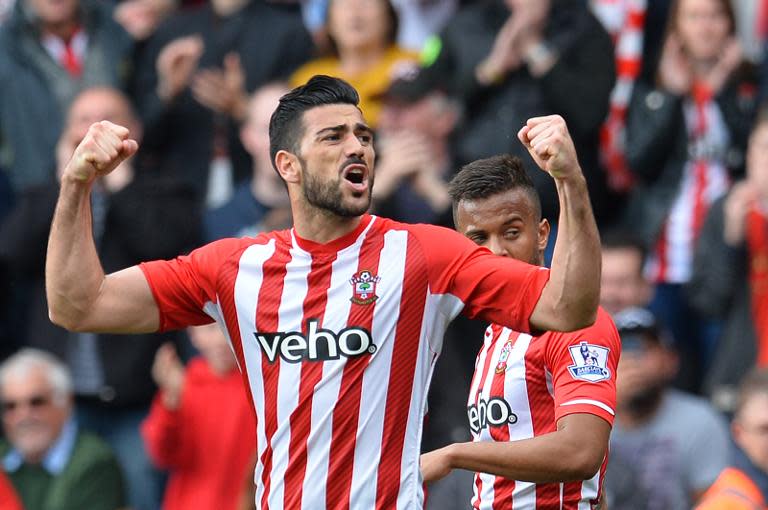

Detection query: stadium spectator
xmin=45 ymin=76 xmax=602 ymax=508
xmin=0 ymin=0 xmax=133 ymax=193
xmin=0 ymin=349 xmax=125 ymax=510
xmin=114 ymin=0 xmax=176 ymax=41
xmin=600 ymin=229 xmax=653 ymax=316
xmin=142 ymin=323 xmax=257 ymax=510
xmin=624 ymin=0 xmax=758 ymax=391
xmin=133 ymin=0 xmax=312 ymax=206
xmin=421 ymin=152 xmax=619 ymax=508
xmin=204 ymin=82 xmax=292 ymax=242
xmin=417 ymin=0 xmax=615 ymax=225
xmin=0 ymin=86 xmax=200 ymax=510
xmin=608 ymin=307 xmax=729 ymax=510
xmin=372 ymin=71 xmax=459 ymax=225
xmin=290 ymin=0 xmax=419 ymax=126
xmin=689 ymin=106 xmax=768 ymax=412
xmin=696 ymin=367 xmax=768 ymax=509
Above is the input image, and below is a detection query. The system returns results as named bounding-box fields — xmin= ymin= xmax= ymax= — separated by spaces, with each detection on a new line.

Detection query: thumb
xmin=115 ymin=139 xmax=139 ymax=166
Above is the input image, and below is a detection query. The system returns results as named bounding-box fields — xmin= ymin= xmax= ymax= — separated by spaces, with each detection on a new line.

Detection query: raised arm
xmin=46 ymin=121 xmax=160 ymax=334
xmin=520 ymin=116 xmax=600 ymax=331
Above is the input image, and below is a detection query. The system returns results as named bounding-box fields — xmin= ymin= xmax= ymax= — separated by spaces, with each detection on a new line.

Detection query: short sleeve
xmin=408 ymin=223 xmax=550 ymax=334
xmin=546 ymin=308 xmax=620 ymax=425
xmin=140 ymin=237 xmax=248 ymax=332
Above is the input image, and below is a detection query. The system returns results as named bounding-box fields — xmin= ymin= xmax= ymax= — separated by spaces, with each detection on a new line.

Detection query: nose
xmin=344 ymin=132 xmax=366 ymax=158
xmin=486 ymin=236 xmax=509 ymax=258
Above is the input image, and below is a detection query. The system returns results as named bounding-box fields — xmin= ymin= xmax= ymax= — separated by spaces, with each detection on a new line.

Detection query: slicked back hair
xmin=448 ymin=154 xmax=542 ymax=223
xmin=269 ymin=75 xmax=360 ymax=172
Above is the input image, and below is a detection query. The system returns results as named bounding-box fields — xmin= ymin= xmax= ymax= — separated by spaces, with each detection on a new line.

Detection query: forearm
xmin=45 ymin=177 xmax=105 ymax=330
xmin=546 ymin=175 xmax=600 ymax=329
xmin=444 ymin=432 xmax=601 ymax=483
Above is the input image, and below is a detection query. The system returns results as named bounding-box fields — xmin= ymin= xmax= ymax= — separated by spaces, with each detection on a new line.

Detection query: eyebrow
xmin=315 ymin=123 xmax=373 ymax=138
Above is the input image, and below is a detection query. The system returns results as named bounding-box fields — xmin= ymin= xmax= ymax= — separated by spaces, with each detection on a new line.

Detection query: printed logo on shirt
xmin=467 ymin=397 xmax=518 ymax=435
xmin=350 ymin=270 xmax=380 ymax=305
xmin=254 ymin=319 xmax=376 ymax=363
xmin=495 ymin=338 xmax=514 ymax=373
xmin=567 ymin=341 xmax=611 ymax=383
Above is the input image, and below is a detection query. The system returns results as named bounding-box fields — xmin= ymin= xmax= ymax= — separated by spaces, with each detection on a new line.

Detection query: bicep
xmin=80 ymin=266 xmax=160 ymax=334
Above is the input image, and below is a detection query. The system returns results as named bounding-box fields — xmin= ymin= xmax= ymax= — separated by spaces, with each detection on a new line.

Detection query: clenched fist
xmin=518 ymin=115 xmax=582 ymax=181
xmin=62 ymin=121 xmax=139 ymax=184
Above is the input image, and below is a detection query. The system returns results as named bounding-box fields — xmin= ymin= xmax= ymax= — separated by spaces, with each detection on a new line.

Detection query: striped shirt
xmin=140 ymin=214 xmax=550 ymax=510
xmin=468 ymin=308 xmax=619 ymax=510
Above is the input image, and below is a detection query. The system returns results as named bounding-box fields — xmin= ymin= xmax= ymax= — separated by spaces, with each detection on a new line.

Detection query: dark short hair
xmin=600 ymin=228 xmax=648 ymax=262
xmin=269 ymin=75 xmax=360 ymax=170
xmin=448 ymin=154 xmax=541 ymax=222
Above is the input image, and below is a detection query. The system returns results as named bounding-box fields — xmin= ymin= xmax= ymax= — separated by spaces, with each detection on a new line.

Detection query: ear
xmin=274 ymin=150 xmax=301 ymax=184
xmin=538 ymin=218 xmax=551 ymax=253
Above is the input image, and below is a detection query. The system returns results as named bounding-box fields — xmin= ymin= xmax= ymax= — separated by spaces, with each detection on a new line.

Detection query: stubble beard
xmin=300 ymin=158 xmax=373 ymax=218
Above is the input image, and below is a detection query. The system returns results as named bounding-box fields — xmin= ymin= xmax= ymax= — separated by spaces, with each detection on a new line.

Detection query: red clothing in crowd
xmin=141 ymin=357 xmax=257 ymax=510
xmin=0 ymin=470 xmax=22 ymax=510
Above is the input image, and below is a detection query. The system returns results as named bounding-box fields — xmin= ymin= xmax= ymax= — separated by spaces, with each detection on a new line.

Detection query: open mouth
xmin=342 ymin=164 xmax=367 ymax=187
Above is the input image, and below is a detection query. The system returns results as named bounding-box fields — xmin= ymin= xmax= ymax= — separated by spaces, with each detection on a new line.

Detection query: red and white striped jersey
xmin=468 ymin=308 xmax=620 ymax=510
xmin=140 ymin=214 xmax=550 ymax=510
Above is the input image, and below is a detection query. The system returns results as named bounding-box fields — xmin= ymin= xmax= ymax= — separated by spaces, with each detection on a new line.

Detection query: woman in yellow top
xmin=290 ymin=0 xmax=419 ymax=126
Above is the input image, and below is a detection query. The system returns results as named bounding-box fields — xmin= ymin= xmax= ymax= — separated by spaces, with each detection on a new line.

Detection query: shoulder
xmin=547 ymin=308 xmax=620 ymax=347
xmin=72 ymin=430 xmax=120 ymax=465
xmin=663 ymin=390 xmax=727 ymax=426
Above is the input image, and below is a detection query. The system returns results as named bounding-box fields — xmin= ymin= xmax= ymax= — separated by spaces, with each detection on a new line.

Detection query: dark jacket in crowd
xmin=0 ymin=0 xmax=133 ymax=192
xmin=0 ymin=173 xmax=201 ymax=408
xmin=624 ymin=71 xmax=758 ymax=249
xmin=688 ymin=195 xmax=757 ymax=410
xmin=421 ymin=0 xmax=615 ymax=223
xmin=133 ymin=0 xmax=312 ymax=199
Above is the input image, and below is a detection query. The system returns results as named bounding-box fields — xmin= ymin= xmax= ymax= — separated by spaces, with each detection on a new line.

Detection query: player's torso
xmin=224 ymin=221 xmax=441 ymax=509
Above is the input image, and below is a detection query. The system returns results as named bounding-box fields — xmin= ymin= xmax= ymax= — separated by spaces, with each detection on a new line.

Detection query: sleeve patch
xmin=567 ymin=341 xmax=612 ymax=383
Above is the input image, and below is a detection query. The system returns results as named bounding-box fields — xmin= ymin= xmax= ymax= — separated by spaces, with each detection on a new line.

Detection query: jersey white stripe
xmin=504 ymin=333 xmax=535 ymax=508
xmin=344 ymin=229 xmax=404 ymax=507
xmin=233 ymin=240 xmax=276 ymax=506
xmin=397 ymin=292 xmax=450 ymax=509
xmin=270 ymin=246 xmax=311 ymax=509
xmin=579 ymin=469 xmax=601 ymax=510
xmin=561 ymin=399 xmax=616 ymax=416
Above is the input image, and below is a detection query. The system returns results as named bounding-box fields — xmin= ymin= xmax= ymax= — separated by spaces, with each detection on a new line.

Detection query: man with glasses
xmin=0 ymin=349 xmax=125 ymax=510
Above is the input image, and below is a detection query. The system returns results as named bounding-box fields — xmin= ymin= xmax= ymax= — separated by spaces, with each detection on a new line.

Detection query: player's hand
xmin=517 ymin=115 xmax=581 ymax=181
xmin=420 ymin=448 xmax=453 ymax=484
xmin=62 ymin=121 xmax=138 ymax=185
xmin=723 ymin=180 xmax=756 ymax=246
xmin=152 ymin=342 xmax=185 ymax=409
xmin=156 ymin=35 xmax=203 ymax=101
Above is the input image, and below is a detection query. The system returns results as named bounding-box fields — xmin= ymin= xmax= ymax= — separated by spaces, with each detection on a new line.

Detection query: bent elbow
xmin=563 ymin=449 xmax=604 ymax=481
xmin=551 ymin=305 xmax=597 ymax=332
xmin=48 ymin=306 xmax=88 ymax=332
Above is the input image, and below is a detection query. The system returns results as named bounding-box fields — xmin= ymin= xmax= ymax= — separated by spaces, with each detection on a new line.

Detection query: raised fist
xmin=62 ymin=121 xmax=138 ymax=184
xmin=517 ymin=115 xmax=581 ymax=181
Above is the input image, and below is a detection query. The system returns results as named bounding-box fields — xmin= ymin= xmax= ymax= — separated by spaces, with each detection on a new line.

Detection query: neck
xmin=616 ymin=390 xmax=664 ymax=429
xmin=43 ymin=20 xmax=79 ymax=40
xmin=251 ymin=165 xmax=288 ymax=208
xmin=291 ymin=199 xmax=363 ymax=244
xmin=338 ymin=44 xmax=388 ymax=76
xmin=211 ymin=0 xmax=248 ymax=17
xmin=691 ymin=58 xmax=717 ymax=77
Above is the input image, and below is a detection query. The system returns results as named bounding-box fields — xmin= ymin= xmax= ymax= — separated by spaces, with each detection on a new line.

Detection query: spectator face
xmin=616 ymin=334 xmax=676 ymax=409
xmin=733 ymin=392 xmax=768 ymax=473
xmin=675 ymin=0 xmax=732 ymax=62
xmin=454 ymin=189 xmax=549 ymax=266
xmin=291 ymin=104 xmax=375 ymax=217
xmin=241 ymin=85 xmax=289 ymax=175
xmin=747 ymin=123 xmax=768 ymax=200
xmin=600 ymin=246 xmax=650 ymax=315
xmin=1 ymin=367 xmax=70 ymax=464
xmin=188 ymin=323 xmax=237 ymax=375
xmin=328 ymin=0 xmax=392 ymax=53
xmin=26 ymin=0 xmax=78 ymax=27
xmin=379 ymin=94 xmax=455 ymax=142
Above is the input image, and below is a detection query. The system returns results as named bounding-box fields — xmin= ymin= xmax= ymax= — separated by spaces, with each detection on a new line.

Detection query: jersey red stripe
xmin=326 ymin=231 xmax=384 ymax=509
xmin=490 ymin=333 xmax=515 ymax=510
xmin=375 ymin=235 xmax=429 ymax=509
xmin=256 ymin=244 xmax=292 ymax=510
xmin=283 ymin=254 xmax=338 ymax=508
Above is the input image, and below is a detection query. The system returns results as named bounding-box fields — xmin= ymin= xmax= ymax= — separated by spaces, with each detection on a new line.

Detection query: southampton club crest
xmin=350 ymin=270 xmax=380 ymax=305
xmin=567 ymin=341 xmax=611 ymax=382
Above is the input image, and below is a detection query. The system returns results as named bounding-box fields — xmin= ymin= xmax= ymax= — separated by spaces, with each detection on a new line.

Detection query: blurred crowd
xmin=1 ymin=0 xmax=768 ymax=508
